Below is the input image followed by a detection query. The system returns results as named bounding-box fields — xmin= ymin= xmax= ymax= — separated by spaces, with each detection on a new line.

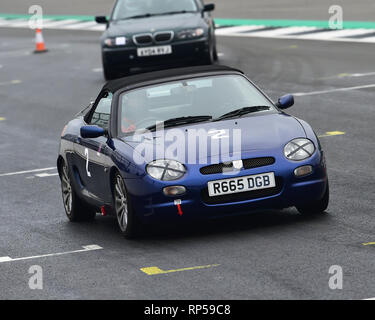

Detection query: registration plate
xmin=137 ymin=45 xmax=172 ymax=57
xmin=207 ymin=172 xmax=276 ymax=197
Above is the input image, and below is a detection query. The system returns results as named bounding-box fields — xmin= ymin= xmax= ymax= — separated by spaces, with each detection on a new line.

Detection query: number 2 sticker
xmin=84 ymin=148 xmax=92 ymax=177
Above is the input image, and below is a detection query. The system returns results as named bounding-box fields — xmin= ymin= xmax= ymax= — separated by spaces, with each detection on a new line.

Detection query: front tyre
xmin=103 ymin=62 xmax=117 ymax=81
xmin=297 ymin=182 xmax=330 ymax=215
xmin=114 ymin=173 xmax=140 ymax=239
xmin=204 ymin=43 xmax=215 ymax=65
xmin=59 ymin=161 xmax=96 ymax=222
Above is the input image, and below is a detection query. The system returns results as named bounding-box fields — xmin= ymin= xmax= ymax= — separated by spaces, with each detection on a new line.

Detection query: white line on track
xmin=0 ymin=245 xmax=103 ymax=263
xmin=0 ymin=167 xmax=57 ymax=177
xmin=60 ymin=21 xmax=98 ymax=30
xmin=294 ymin=83 xmax=375 ymax=97
xmin=35 ymin=172 xmax=59 ymax=178
xmin=215 ymin=25 xmax=265 ymax=35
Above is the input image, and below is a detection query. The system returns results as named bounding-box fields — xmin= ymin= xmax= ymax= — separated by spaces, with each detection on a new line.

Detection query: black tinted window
xmin=90 ymin=92 xmax=112 ymax=130
xmin=113 ymin=0 xmax=198 ymax=20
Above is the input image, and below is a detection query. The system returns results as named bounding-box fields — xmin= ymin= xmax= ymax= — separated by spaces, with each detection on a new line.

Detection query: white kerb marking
xmin=0 ymin=167 xmax=57 ymax=177
xmin=0 ymin=245 xmax=103 ymax=263
xmin=294 ymin=83 xmax=375 ymax=97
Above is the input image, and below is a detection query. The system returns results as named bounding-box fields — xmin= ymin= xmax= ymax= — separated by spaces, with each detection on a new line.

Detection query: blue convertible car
xmin=58 ymin=65 xmax=329 ymax=238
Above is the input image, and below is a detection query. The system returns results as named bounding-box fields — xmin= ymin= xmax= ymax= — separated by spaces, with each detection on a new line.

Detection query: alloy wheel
xmin=114 ymin=175 xmax=128 ymax=231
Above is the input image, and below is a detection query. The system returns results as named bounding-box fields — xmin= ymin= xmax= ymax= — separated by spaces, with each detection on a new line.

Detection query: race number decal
xmin=84 ymin=148 xmax=92 ymax=177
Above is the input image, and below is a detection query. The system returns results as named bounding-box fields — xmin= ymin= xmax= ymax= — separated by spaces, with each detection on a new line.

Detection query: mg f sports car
xmin=95 ymin=0 xmax=217 ymax=80
xmin=58 ymin=65 xmax=329 ymax=238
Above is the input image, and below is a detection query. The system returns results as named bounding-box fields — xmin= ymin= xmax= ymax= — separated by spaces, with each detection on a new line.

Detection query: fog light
xmin=294 ymin=165 xmax=313 ymax=177
xmin=163 ymin=186 xmax=186 ymax=196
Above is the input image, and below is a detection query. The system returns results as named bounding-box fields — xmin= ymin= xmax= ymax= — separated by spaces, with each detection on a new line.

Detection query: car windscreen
xmin=112 ymin=0 xmax=198 ymax=20
xmin=118 ymin=74 xmax=276 ymax=135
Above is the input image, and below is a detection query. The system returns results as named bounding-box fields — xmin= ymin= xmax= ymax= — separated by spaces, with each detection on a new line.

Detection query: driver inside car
xmin=121 ymin=90 xmax=149 ymax=133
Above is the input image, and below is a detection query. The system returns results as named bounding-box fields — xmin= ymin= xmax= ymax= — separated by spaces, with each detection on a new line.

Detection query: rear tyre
xmin=59 ymin=161 xmax=96 ymax=222
xmin=297 ymin=182 xmax=330 ymax=215
xmin=113 ymin=173 xmax=140 ymax=239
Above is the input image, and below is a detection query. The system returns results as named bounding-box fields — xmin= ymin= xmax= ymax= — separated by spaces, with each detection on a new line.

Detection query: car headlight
xmin=146 ymin=160 xmax=186 ymax=181
xmin=104 ymin=36 xmax=127 ymax=47
xmin=177 ymin=28 xmax=204 ymax=40
xmin=284 ymin=138 xmax=315 ymax=161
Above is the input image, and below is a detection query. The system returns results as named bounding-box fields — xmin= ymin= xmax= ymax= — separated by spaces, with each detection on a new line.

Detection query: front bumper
xmin=124 ymin=150 xmax=328 ymax=223
xmin=102 ymin=38 xmax=210 ymax=72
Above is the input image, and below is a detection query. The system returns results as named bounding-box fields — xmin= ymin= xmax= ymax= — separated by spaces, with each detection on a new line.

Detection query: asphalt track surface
xmin=0 ymin=9 xmax=375 ymax=300
xmin=2 ymin=0 xmax=375 ymax=21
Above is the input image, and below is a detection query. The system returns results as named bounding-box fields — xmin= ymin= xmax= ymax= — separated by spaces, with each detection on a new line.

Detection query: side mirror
xmin=95 ymin=16 xmax=108 ymax=24
xmin=276 ymin=94 xmax=294 ymax=109
xmin=81 ymin=125 xmax=106 ymax=138
xmin=203 ymin=4 xmax=215 ymax=12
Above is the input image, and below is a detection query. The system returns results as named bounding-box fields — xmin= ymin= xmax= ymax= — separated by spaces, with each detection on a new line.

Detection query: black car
xmin=95 ymin=0 xmax=218 ymax=80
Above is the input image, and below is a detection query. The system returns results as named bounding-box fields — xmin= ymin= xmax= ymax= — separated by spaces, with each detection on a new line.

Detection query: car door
xmin=74 ymin=91 xmax=113 ymax=204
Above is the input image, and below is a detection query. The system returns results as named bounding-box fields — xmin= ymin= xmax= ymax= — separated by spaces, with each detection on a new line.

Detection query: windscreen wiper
xmin=118 ymin=10 xmax=196 ymax=20
xmin=158 ymin=10 xmax=197 ymax=15
xmin=214 ymin=106 xmax=271 ymax=121
xmin=117 ymin=13 xmax=153 ymax=20
xmin=145 ymin=116 xmax=212 ymax=132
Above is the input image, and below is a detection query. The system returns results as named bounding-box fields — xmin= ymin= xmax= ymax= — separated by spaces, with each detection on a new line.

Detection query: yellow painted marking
xmin=363 ymin=242 xmax=375 ymax=246
xmin=275 ymin=44 xmax=298 ymax=51
xmin=0 ymin=117 xmax=5 ymax=121
xmin=338 ymin=73 xmax=349 ymax=78
xmin=318 ymin=131 xmax=346 ymax=138
xmin=141 ymin=264 xmax=220 ymax=275
xmin=0 ymin=80 xmax=22 ymax=86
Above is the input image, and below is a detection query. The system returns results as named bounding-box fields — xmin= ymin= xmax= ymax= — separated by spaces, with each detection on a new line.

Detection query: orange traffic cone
xmin=34 ymin=28 xmax=48 ymax=53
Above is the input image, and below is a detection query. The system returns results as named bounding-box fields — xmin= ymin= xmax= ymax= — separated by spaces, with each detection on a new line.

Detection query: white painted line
xmin=215 ymin=25 xmax=264 ymax=35
xmin=250 ymin=26 xmax=318 ymax=38
xmin=294 ymin=83 xmax=375 ymax=97
xmin=364 ymin=297 xmax=375 ymax=300
xmin=350 ymin=72 xmax=375 ymax=77
xmin=0 ymin=19 xmax=26 ymax=26
xmin=41 ymin=19 xmax=81 ymax=28
xmin=35 ymin=172 xmax=59 ymax=178
xmin=0 ymin=245 xmax=103 ymax=264
xmin=0 ymin=167 xmax=57 ymax=177
xmin=60 ymin=21 xmax=97 ymax=30
xmin=295 ymin=28 xmax=375 ymax=40
xmin=86 ymin=24 xmax=106 ymax=31
xmin=0 ymin=256 xmax=12 ymax=262
xmin=8 ymin=19 xmax=33 ymax=28
xmin=0 ymin=18 xmax=11 ymax=26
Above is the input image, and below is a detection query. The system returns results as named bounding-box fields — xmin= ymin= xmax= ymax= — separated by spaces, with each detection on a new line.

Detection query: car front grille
xmin=133 ymin=34 xmax=153 ymax=45
xmin=154 ymin=31 xmax=174 ymax=43
xmin=201 ymin=177 xmax=283 ymax=205
xmin=200 ymin=157 xmax=275 ymax=175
